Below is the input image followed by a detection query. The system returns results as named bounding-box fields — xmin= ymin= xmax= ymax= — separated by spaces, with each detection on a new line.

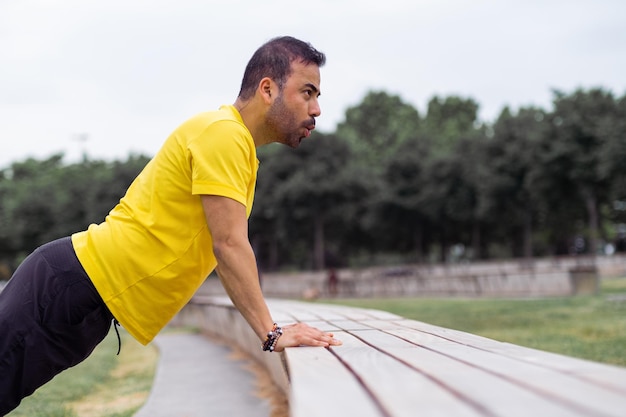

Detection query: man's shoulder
xmin=174 ymin=106 xmax=247 ymax=140
xmin=187 ymin=105 xmax=243 ymax=126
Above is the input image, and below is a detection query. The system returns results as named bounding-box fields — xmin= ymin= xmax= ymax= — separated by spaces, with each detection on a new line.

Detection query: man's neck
xmin=233 ymin=98 xmax=274 ymax=148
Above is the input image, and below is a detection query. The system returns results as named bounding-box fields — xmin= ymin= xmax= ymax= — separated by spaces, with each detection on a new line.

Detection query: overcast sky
xmin=1 ymin=0 xmax=625 ymax=168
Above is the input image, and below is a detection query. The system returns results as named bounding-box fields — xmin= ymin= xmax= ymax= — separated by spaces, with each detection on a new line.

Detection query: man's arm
xmin=201 ymin=195 xmax=341 ymax=351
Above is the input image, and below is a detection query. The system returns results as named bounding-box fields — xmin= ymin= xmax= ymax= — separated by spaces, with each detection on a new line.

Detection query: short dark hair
xmin=237 ymin=36 xmax=326 ymax=100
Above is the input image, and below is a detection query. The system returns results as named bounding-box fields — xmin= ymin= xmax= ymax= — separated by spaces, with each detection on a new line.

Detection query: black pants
xmin=0 ymin=237 xmax=113 ymax=415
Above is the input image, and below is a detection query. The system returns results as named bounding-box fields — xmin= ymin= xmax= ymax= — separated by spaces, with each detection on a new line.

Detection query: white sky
xmin=1 ymin=0 xmax=625 ymax=168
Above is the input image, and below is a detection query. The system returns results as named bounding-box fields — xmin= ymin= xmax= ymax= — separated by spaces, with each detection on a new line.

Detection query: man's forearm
xmin=213 ymin=236 xmax=342 ymax=353
xmin=214 ymin=240 xmax=274 ymax=341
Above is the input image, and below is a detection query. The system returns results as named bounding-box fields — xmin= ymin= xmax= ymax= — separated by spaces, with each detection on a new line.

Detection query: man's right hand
xmin=273 ymin=322 xmax=342 ymax=352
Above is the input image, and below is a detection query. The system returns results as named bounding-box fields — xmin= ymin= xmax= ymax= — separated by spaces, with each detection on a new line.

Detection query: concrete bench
xmin=175 ymin=296 xmax=626 ymax=417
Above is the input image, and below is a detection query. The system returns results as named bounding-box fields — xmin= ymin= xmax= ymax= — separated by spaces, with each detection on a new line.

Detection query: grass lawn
xmin=7 ymin=328 xmax=157 ymax=417
xmin=321 ymin=276 xmax=626 ymax=367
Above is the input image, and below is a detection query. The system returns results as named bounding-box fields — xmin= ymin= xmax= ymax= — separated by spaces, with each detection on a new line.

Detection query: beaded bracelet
xmin=262 ymin=323 xmax=283 ymax=352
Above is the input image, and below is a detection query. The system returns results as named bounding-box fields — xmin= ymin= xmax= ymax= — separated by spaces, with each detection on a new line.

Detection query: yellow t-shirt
xmin=72 ymin=105 xmax=258 ymax=345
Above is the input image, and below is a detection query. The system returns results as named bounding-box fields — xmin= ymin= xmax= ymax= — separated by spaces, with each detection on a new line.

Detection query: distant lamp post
xmin=71 ymin=133 xmax=89 ymax=162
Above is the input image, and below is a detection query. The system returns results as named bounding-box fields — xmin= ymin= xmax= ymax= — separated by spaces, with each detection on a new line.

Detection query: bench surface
xmin=180 ymin=297 xmax=626 ymax=417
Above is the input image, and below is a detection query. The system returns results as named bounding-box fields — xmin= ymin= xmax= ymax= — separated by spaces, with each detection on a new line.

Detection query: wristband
xmin=262 ymin=323 xmax=283 ymax=352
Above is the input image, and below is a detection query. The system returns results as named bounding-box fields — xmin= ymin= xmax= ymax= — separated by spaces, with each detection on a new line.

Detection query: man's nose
xmin=310 ymin=98 xmax=321 ymax=118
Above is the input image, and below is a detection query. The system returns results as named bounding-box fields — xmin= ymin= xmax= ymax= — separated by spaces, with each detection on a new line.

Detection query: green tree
xmin=599 ymin=93 xmax=626 ymax=227
xmin=419 ymin=145 xmax=482 ymax=262
xmin=377 ymin=134 xmax=432 ymax=260
xmin=405 ymin=96 xmax=485 ymax=261
xmin=480 ymin=106 xmax=549 ymax=258
xmin=0 ymin=154 xmax=149 ymax=271
xmin=541 ymin=88 xmax=619 ymax=254
xmin=2 ymin=155 xmax=65 ymax=256
xmin=251 ymin=132 xmax=371 ymax=270
xmin=422 ymin=95 xmax=481 ymax=157
xmin=336 ymin=91 xmax=420 ymax=173
xmin=249 ymin=144 xmax=301 ymax=270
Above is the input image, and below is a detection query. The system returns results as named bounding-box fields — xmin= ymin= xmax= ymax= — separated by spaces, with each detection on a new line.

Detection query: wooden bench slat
xmin=458 ymin=340 xmax=626 ymax=394
xmin=297 ymin=320 xmax=342 ymax=332
xmin=329 ymin=332 xmax=488 ymax=417
xmin=274 ymin=301 xmax=399 ymax=321
xmin=301 ymin=304 xmax=403 ymax=320
xmin=386 ymin=319 xmax=626 ymax=394
xmin=279 ymin=302 xmax=364 ymax=320
xmin=350 ymin=329 xmax=592 ymax=417
xmin=326 ymin=319 xmax=376 ymax=331
xmin=356 ymin=308 xmax=405 ymax=320
xmin=269 ymin=302 xmax=325 ymax=321
xmin=286 ymin=345 xmax=384 ymax=417
xmin=388 ymin=319 xmax=507 ymax=347
xmin=312 ymin=305 xmax=398 ymax=321
xmin=385 ymin=327 xmax=626 ymax=417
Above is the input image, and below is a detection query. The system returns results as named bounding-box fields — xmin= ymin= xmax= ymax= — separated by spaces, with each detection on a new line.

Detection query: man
xmin=0 ymin=36 xmax=342 ymax=415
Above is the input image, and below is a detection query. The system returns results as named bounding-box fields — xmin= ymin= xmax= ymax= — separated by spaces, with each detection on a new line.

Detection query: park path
xmin=134 ymin=332 xmax=271 ymax=417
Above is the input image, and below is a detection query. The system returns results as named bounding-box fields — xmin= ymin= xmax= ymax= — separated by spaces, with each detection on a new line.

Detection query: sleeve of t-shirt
xmin=188 ymin=120 xmax=254 ymax=207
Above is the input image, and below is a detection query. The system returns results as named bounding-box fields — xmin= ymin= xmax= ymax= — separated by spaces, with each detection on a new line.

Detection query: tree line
xmin=1 ymin=87 xmax=625 ymax=277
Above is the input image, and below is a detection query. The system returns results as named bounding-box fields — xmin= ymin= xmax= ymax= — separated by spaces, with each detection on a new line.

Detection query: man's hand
xmin=273 ymin=322 xmax=343 ymax=352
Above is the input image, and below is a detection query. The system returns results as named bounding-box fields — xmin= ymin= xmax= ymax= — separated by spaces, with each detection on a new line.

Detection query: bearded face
xmin=265 ymin=62 xmax=321 ymax=148
xmin=266 ymin=93 xmax=315 ymax=148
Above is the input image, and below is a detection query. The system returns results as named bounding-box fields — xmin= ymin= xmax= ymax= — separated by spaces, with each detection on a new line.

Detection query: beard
xmin=266 ymin=94 xmax=311 ymax=148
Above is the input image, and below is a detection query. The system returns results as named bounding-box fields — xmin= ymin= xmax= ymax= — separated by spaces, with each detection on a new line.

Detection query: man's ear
xmin=259 ymin=77 xmax=274 ymax=104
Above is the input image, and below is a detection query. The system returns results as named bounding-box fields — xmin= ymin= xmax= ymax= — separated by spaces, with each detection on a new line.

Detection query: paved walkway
xmin=134 ymin=332 xmax=271 ymax=417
